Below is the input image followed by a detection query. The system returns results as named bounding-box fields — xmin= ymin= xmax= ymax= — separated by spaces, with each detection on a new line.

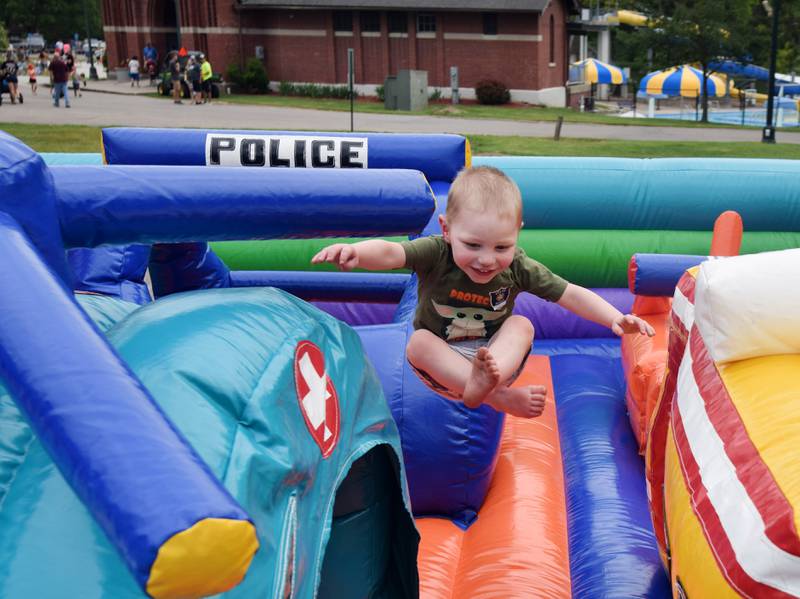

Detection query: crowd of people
xmin=1 ymin=40 xmax=215 ymax=108
xmin=122 ymin=43 xmax=215 ymax=105
xmin=0 ymin=42 xmax=85 ymax=108
xmin=166 ymin=49 xmax=214 ymax=105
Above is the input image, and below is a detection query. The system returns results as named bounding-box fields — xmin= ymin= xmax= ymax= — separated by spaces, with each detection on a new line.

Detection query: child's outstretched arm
xmin=556 ymin=283 xmax=655 ymax=337
xmin=311 ymin=239 xmax=406 ymax=272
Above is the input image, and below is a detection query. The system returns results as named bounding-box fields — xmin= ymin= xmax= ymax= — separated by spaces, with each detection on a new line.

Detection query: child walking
xmin=312 ymin=166 xmax=654 ymax=418
xmin=27 ymin=62 xmax=37 ymax=94
xmin=71 ymin=69 xmax=82 ymax=97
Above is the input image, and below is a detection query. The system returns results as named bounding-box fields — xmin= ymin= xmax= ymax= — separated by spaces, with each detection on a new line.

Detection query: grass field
xmin=185 ymin=93 xmax=750 ymax=130
xmin=4 ymin=121 xmax=800 ymax=159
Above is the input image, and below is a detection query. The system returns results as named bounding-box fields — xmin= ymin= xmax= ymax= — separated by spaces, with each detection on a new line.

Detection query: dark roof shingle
xmin=238 ymin=0 xmax=552 ymax=12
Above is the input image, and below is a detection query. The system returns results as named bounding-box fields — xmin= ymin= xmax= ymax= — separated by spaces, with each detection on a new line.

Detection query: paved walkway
xmin=3 ymin=75 xmax=800 ymax=145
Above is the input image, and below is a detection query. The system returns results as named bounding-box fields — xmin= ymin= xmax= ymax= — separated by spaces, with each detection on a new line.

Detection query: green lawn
xmin=205 ymin=93 xmax=782 ymax=130
xmin=469 ymin=135 xmax=800 ymax=159
xmin=148 ymin=90 xmax=763 ymax=129
xmin=1 ymin=123 xmax=105 ymax=153
xmin=3 ymin=121 xmax=800 ymax=159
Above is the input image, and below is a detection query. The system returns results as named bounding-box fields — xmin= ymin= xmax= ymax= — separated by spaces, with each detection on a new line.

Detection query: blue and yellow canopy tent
xmin=640 ymin=65 xmax=726 ymax=98
xmin=571 ymin=58 xmax=628 ymax=85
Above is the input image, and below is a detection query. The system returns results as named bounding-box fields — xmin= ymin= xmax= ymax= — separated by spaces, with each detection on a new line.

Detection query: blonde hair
xmin=446 ymin=166 xmax=522 ymax=225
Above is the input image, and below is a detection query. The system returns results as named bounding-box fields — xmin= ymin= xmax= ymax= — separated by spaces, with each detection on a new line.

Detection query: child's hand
xmin=311 ymin=244 xmax=359 ymax=271
xmin=611 ymin=314 xmax=655 ymax=337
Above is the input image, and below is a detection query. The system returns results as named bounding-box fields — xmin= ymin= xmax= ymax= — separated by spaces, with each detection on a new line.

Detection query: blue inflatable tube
xmin=231 ymin=271 xmax=411 ymax=302
xmin=0 ymin=213 xmax=255 ymax=594
xmin=551 ymin=352 xmax=669 ymax=598
xmin=474 ymin=156 xmax=800 ymax=232
xmin=629 ymin=253 xmax=708 ymax=296
xmin=40 ymin=152 xmax=103 ymax=165
xmin=40 ymin=152 xmax=152 ymax=304
xmin=101 ymin=128 xmax=469 ymax=183
xmin=0 ymin=132 xmax=71 ymax=284
xmin=356 ymin=320 xmax=504 ymax=528
xmin=50 ymin=165 xmax=435 ymax=247
xmin=69 ymin=245 xmax=152 ymax=304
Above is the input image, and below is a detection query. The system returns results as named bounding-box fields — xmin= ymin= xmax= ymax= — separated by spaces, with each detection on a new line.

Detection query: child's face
xmin=439 ymin=208 xmax=519 ymax=284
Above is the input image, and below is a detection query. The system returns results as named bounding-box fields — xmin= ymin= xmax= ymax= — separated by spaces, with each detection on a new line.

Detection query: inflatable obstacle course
xmin=0 ymin=131 xmax=421 ymax=598
xmin=4 ymin=125 xmax=800 ymax=598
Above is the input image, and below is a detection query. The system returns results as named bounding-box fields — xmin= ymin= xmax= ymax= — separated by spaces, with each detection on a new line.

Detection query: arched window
xmin=549 ymin=14 xmax=555 ymax=63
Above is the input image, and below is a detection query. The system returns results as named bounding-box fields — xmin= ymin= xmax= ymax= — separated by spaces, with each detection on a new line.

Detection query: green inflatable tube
xmin=212 ymin=230 xmax=800 ymax=288
xmin=211 ymin=237 xmax=409 ymax=272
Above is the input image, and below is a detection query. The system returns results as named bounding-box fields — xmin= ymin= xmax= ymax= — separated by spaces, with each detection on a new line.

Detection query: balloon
xmin=56 ymin=41 xmax=64 ymax=50
xmin=64 ymin=43 xmax=71 ymax=53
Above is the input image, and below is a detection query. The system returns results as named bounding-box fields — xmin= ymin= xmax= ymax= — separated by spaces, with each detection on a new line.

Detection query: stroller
xmin=0 ymin=77 xmax=24 ymax=106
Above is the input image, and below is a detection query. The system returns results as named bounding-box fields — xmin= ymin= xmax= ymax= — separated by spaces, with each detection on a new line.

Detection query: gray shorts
xmin=410 ymin=335 xmax=529 ymax=401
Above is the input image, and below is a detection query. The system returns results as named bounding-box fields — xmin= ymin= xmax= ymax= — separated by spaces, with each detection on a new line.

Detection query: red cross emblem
xmin=294 ymin=340 xmax=340 ymax=458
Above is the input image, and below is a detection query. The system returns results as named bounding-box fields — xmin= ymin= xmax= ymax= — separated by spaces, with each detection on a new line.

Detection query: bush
xmin=429 ymin=88 xmax=443 ymax=102
xmin=375 ymin=85 xmax=385 ymax=102
xmin=475 ymin=79 xmax=511 ymax=105
xmin=278 ymin=80 xmax=293 ymax=95
xmin=227 ymin=58 xmax=269 ymax=94
xmin=278 ymin=81 xmax=356 ymax=99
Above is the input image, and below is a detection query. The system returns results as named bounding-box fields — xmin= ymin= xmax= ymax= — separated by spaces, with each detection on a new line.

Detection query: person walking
xmin=27 ymin=61 xmax=37 ymax=95
xmin=71 ymin=68 xmax=82 ymax=97
xmin=168 ymin=52 xmax=183 ymax=104
xmin=200 ymin=54 xmax=213 ymax=104
xmin=48 ymin=52 xmax=70 ymax=108
xmin=1 ymin=51 xmax=20 ymax=104
xmin=128 ymin=55 xmax=141 ymax=87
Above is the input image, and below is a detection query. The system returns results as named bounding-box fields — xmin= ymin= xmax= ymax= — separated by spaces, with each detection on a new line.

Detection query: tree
xmin=0 ymin=0 xmax=103 ymax=48
xmin=0 ymin=22 xmax=8 ymax=51
xmin=617 ymin=0 xmax=758 ymax=121
xmin=775 ymin=0 xmax=800 ymax=74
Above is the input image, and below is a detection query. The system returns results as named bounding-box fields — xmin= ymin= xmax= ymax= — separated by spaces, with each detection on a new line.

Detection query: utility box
xmin=384 ymin=70 xmax=428 ymax=111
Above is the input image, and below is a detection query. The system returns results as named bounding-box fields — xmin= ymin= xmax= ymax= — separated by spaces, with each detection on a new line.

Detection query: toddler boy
xmin=312 ymin=166 xmax=654 ymax=418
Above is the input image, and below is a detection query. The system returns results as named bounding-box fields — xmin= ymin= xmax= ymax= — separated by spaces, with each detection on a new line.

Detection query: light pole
xmin=82 ymin=0 xmax=98 ymax=79
xmin=762 ymin=0 xmax=781 ymax=143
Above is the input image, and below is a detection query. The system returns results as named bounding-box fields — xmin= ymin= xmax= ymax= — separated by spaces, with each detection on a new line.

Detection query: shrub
xmin=278 ymin=81 xmax=356 ymax=99
xmin=226 ymin=58 xmax=269 ymax=93
xmin=429 ymin=88 xmax=443 ymax=102
xmin=475 ymin=79 xmax=511 ymax=105
xmin=226 ymin=63 xmax=244 ymax=87
xmin=376 ymin=85 xmax=385 ymax=102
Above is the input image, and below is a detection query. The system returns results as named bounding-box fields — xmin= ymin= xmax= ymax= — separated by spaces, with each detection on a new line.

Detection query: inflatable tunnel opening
xmin=319 ymin=444 xmax=418 ymax=599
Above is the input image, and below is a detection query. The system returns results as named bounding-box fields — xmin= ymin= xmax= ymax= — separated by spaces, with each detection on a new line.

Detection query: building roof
xmin=238 ymin=0 xmax=554 ymax=12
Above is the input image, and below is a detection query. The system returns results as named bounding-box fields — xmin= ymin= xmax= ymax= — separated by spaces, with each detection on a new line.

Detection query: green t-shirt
xmin=400 ymin=236 xmax=568 ymax=341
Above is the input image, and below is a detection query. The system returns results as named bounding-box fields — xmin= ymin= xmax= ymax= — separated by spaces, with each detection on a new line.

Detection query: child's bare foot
xmin=486 ymin=385 xmax=546 ymax=419
xmin=462 ymin=347 xmax=500 ymax=407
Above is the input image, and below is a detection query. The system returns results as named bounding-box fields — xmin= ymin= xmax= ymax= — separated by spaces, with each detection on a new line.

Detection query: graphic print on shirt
xmin=432 ymin=300 xmax=506 ymax=340
xmin=489 ymin=286 xmax=511 ymax=310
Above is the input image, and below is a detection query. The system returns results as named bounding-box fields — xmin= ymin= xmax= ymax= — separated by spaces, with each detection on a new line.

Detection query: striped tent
xmin=640 ymin=65 xmax=726 ymax=98
xmin=571 ymin=58 xmax=628 ymax=85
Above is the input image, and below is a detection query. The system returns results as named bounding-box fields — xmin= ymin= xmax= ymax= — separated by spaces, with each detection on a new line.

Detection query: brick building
xmin=102 ymin=0 xmax=579 ymax=105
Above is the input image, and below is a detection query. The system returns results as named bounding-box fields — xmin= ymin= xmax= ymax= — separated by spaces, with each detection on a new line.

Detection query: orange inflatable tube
xmin=621 ymin=310 xmax=669 ymax=453
xmin=416 ymin=356 xmax=571 ymax=599
xmin=709 ymin=210 xmax=743 ymax=257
